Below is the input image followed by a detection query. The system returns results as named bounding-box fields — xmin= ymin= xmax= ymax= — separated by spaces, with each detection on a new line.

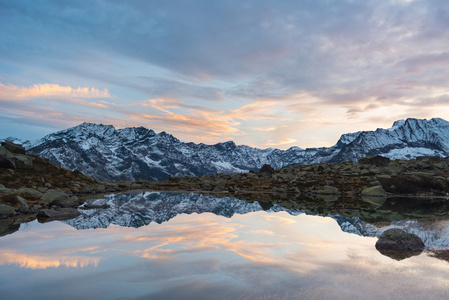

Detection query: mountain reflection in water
xmin=65 ymin=192 xmax=449 ymax=250
xmin=1 ymin=192 xmax=449 ymax=299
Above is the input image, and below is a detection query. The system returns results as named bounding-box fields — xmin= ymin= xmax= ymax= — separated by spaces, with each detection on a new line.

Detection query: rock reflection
xmin=376 ymin=248 xmax=423 ymax=261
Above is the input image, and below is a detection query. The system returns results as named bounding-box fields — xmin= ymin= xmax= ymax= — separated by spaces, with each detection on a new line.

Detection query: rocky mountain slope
xmin=6 ymin=118 xmax=449 ymax=182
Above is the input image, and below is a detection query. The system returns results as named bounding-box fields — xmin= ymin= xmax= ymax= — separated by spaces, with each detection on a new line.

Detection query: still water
xmin=1 ymin=192 xmax=449 ymax=299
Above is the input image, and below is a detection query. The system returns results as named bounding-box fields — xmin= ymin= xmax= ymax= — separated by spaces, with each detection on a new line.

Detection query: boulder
xmin=51 ymin=198 xmax=79 ymax=208
xmin=16 ymin=188 xmax=43 ymax=197
xmin=361 ymin=185 xmax=387 ymax=197
xmin=0 ymin=218 xmax=20 ymax=237
xmin=259 ymin=164 xmax=275 ymax=176
xmin=376 ymin=228 xmax=425 ymax=251
xmin=39 ymin=189 xmax=69 ymax=203
xmin=0 ymin=147 xmax=16 ymax=169
xmin=0 ymin=204 xmax=15 ymax=218
xmin=1 ymin=142 xmax=26 ymax=154
xmin=37 ymin=208 xmax=80 ymax=219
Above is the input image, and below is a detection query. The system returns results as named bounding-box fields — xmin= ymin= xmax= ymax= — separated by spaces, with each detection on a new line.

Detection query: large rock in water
xmin=376 ymin=228 xmax=425 ymax=251
xmin=39 ymin=189 xmax=69 ymax=203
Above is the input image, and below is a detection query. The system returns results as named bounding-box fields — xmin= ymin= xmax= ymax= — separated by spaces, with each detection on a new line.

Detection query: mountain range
xmin=5 ymin=117 xmax=449 ymax=182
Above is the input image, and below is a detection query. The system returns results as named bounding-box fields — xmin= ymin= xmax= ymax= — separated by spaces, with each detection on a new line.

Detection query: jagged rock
xmin=1 ymin=142 xmax=26 ymax=154
xmin=376 ymin=228 xmax=425 ymax=251
xmin=37 ymin=208 xmax=80 ymax=219
xmin=361 ymin=185 xmax=386 ymax=197
xmin=39 ymin=189 xmax=69 ymax=203
xmin=0 ymin=204 xmax=15 ymax=218
xmin=259 ymin=164 xmax=275 ymax=176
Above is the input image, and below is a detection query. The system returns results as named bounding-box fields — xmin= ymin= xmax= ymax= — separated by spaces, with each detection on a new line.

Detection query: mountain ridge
xmin=4 ymin=117 xmax=449 ymax=182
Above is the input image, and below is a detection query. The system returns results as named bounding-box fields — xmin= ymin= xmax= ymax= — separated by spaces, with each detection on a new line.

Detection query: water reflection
xmin=0 ymin=192 xmax=449 ymax=299
xmin=64 ymin=192 xmax=449 ymax=251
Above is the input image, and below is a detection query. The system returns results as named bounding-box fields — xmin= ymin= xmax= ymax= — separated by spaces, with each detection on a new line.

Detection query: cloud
xmin=0 ymin=82 xmax=110 ymax=100
xmin=0 ymin=251 xmax=101 ymax=269
xmin=264 ymin=139 xmax=297 ymax=146
xmin=3 ymin=0 xmax=449 ymax=147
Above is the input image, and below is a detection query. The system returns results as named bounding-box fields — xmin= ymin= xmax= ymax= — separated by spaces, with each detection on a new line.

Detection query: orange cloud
xmin=264 ymin=138 xmax=297 ymax=146
xmin=0 ymin=250 xmax=101 ymax=269
xmin=0 ymin=82 xmax=110 ymax=100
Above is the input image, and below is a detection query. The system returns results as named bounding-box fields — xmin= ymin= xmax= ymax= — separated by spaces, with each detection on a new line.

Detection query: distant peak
xmin=392 ymin=118 xmax=449 ymax=129
xmin=392 ymin=119 xmax=406 ymax=128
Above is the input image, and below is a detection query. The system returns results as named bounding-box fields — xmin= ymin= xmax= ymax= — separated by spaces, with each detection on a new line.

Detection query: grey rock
xmin=1 ymin=141 xmax=26 ymax=154
xmin=37 ymin=208 xmax=80 ymax=219
xmin=16 ymin=188 xmax=43 ymax=197
xmin=16 ymin=196 xmax=29 ymax=212
xmin=376 ymin=228 xmax=425 ymax=251
xmin=315 ymin=185 xmax=340 ymax=195
xmin=361 ymin=185 xmax=387 ymax=197
xmin=0 ymin=204 xmax=15 ymax=218
xmin=258 ymin=164 xmax=275 ymax=176
xmin=39 ymin=189 xmax=69 ymax=203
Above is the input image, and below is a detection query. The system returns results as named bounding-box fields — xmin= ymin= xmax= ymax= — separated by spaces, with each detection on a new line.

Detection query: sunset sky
xmin=1 ymin=0 xmax=449 ymax=149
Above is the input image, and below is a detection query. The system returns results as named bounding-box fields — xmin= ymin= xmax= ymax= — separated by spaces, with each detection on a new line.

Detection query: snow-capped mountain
xmin=7 ymin=117 xmax=449 ymax=182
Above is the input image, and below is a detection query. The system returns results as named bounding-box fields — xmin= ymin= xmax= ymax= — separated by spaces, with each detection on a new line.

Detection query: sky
xmin=1 ymin=0 xmax=449 ymax=149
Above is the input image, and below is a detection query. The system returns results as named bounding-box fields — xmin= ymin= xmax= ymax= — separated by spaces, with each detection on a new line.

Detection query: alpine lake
xmin=1 ymin=191 xmax=449 ymax=299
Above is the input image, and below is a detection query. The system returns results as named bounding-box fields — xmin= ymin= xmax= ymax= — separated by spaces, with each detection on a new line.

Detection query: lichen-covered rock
xmin=376 ymin=228 xmax=425 ymax=251
xmin=361 ymin=185 xmax=386 ymax=197
xmin=39 ymin=189 xmax=69 ymax=203
xmin=0 ymin=204 xmax=15 ymax=218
